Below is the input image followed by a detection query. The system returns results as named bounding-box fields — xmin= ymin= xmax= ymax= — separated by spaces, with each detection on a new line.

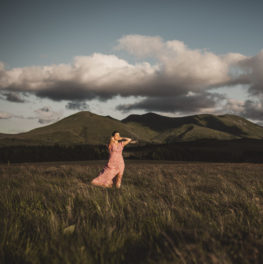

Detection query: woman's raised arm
xmin=121 ymin=137 xmax=137 ymax=147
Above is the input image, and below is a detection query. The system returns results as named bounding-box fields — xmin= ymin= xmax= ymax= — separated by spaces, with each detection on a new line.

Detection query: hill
xmin=121 ymin=112 xmax=263 ymax=143
xmin=0 ymin=111 xmax=262 ymax=146
xmin=0 ymin=111 xmax=141 ymax=146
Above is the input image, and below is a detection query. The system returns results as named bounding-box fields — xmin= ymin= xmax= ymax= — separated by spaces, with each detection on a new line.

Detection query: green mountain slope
xmin=121 ymin=113 xmax=263 ymax=142
xmin=0 ymin=111 xmax=262 ymax=146
xmin=0 ymin=112 xmax=142 ymax=146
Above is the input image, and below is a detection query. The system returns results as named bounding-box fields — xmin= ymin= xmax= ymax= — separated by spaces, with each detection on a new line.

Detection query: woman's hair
xmin=112 ymin=130 xmax=119 ymax=137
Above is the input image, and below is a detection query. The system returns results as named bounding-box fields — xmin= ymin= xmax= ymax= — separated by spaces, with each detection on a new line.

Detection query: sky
xmin=0 ymin=0 xmax=263 ymax=133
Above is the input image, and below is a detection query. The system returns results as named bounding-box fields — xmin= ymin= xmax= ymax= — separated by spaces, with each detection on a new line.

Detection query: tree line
xmin=0 ymin=138 xmax=262 ymax=163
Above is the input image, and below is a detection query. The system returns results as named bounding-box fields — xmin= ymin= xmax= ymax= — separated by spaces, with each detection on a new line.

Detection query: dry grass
xmin=0 ymin=161 xmax=263 ymax=263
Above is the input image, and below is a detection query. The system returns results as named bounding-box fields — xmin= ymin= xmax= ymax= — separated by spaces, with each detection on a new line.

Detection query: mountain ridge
xmin=0 ymin=111 xmax=262 ymax=146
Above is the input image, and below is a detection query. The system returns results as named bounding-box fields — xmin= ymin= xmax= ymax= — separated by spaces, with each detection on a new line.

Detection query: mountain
xmin=0 ymin=111 xmax=141 ymax=146
xmin=0 ymin=111 xmax=262 ymax=146
xmin=121 ymin=112 xmax=263 ymax=143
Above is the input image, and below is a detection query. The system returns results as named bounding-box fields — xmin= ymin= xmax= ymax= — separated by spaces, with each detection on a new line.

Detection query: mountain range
xmin=0 ymin=111 xmax=263 ymax=146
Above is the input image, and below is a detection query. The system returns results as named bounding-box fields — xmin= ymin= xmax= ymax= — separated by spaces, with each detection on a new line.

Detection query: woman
xmin=91 ymin=130 xmax=137 ymax=188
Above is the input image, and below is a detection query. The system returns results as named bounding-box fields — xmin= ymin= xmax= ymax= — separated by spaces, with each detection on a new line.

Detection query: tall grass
xmin=0 ymin=161 xmax=263 ymax=263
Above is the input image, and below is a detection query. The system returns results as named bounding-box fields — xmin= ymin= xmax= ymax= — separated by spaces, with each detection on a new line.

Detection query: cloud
xmin=222 ymin=99 xmax=245 ymax=114
xmin=0 ymin=107 xmax=63 ymax=124
xmin=114 ymin=34 xmax=164 ymax=58
xmin=65 ymin=101 xmax=90 ymax=111
xmin=0 ymin=111 xmax=24 ymax=119
xmin=116 ymin=91 xmax=226 ymax=113
xmin=1 ymin=92 xmax=25 ymax=102
xmin=219 ymin=96 xmax=263 ymax=124
xmin=237 ymin=50 xmax=263 ymax=97
xmin=0 ymin=54 xmax=157 ymax=101
xmin=0 ymin=111 xmax=15 ymax=119
xmin=33 ymin=106 xmax=63 ymax=124
xmin=0 ymin=34 xmax=262 ymax=118
xmin=241 ymin=99 xmax=263 ymax=120
xmin=114 ymin=34 xmax=249 ymax=91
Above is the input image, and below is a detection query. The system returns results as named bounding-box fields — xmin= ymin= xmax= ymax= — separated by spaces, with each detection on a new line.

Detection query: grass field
xmin=0 ymin=161 xmax=263 ymax=264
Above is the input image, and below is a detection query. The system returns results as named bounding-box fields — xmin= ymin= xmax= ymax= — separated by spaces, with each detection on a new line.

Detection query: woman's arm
xmin=108 ymin=137 xmax=115 ymax=151
xmin=120 ymin=137 xmax=137 ymax=147
xmin=108 ymin=144 xmax=112 ymax=152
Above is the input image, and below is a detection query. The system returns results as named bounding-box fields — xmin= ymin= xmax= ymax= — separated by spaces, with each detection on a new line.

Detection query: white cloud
xmin=115 ymin=35 xmax=249 ymax=88
xmin=0 ymin=34 xmax=262 ymax=119
xmin=114 ymin=34 xmax=164 ymax=58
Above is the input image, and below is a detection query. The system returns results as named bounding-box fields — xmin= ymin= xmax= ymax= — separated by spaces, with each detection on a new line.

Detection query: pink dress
xmin=91 ymin=141 xmax=125 ymax=188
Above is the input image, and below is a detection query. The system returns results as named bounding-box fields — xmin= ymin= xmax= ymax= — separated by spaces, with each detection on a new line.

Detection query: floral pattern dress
xmin=91 ymin=141 xmax=125 ymax=188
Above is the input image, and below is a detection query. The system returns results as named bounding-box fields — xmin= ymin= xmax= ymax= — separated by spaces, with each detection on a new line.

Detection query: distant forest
xmin=0 ymin=139 xmax=262 ymax=163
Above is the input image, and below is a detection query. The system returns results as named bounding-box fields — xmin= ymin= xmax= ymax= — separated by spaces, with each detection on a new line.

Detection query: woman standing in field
xmin=91 ymin=131 xmax=137 ymax=188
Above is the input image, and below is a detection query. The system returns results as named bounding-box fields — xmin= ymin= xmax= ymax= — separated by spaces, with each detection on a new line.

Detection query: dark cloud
xmin=219 ymin=96 xmax=263 ymax=125
xmin=241 ymin=99 xmax=263 ymax=120
xmin=116 ymin=92 xmax=226 ymax=113
xmin=39 ymin=106 xmax=50 ymax=112
xmin=35 ymin=81 xmax=101 ymax=101
xmin=238 ymin=50 xmax=263 ymax=97
xmin=1 ymin=92 xmax=25 ymax=103
xmin=66 ymin=101 xmax=90 ymax=111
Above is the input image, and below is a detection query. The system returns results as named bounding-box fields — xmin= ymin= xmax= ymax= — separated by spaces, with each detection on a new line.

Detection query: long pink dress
xmin=91 ymin=141 xmax=125 ymax=188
